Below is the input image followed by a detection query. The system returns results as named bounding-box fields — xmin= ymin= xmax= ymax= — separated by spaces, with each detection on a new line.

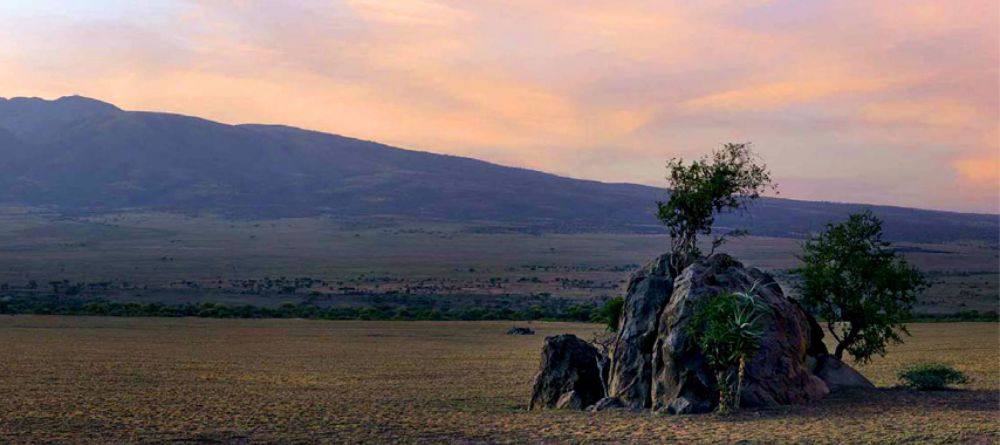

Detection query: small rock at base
xmin=556 ymin=391 xmax=584 ymax=410
xmin=587 ymin=397 xmax=625 ymax=412
xmin=814 ymin=354 xmax=875 ymax=393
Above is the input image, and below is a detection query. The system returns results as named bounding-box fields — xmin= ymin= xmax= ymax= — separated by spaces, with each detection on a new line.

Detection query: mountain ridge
xmin=0 ymin=95 xmax=995 ymax=243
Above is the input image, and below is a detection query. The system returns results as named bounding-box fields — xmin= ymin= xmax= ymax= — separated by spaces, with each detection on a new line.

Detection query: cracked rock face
xmin=650 ymin=254 xmax=830 ymax=414
xmin=607 ymin=253 xmax=675 ymax=410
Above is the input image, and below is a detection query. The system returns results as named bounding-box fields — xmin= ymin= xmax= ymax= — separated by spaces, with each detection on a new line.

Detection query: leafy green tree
xmin=657 ymin=143 xmax=774 ymax=274
xmin=689 ymin=287 xmax=769 ymax=413
xmin=797 ymin=211 xmax=927 ymax=363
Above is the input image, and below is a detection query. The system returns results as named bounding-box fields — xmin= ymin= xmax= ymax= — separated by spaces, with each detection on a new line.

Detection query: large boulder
xmin=650 ymin=254 xmax=830 ymax=414
xmin=529 ymin=334 xmax=608 ymax=410
xmin=814 ymin=354 xmax=875 ymax=393
xmin=607 ymin=253 xmax=674 ymax=410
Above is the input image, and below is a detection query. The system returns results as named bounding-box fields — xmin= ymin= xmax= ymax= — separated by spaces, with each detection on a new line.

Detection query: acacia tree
xmin=797 ymin=211 xmax=927 ymax=363
xmin=657 ymin=143 xmax=775 ymax=274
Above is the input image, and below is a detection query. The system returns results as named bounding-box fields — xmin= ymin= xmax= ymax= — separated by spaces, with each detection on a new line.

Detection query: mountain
xmin=0 ymin=95 xmax=996 ymax=243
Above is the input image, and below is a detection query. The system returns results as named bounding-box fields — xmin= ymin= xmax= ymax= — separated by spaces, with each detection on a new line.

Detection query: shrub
xmin=898 ymin=363 xmax=969 ymax=390
xmin=598 ymin=296 xmax=625 ymax=332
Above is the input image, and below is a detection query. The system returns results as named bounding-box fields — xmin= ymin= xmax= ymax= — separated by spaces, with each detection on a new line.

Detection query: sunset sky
xmin=1 ymin=1 xmax=997 ymax=213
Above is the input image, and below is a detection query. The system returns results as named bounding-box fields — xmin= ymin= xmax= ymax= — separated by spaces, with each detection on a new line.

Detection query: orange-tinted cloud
xmin=684 ymin=77 xmax=901 ymax=111
xmin=0 ymin=0 xmax=996 ymax=212
xmin=953 ymin=154 xmax=1000 ymax=187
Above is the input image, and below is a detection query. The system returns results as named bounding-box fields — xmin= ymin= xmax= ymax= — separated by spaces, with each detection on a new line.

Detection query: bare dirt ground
xmin=0 ymin=316 xmax=996 ymax=444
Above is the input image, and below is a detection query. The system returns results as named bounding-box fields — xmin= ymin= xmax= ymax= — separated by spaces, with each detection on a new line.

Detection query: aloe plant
xmin=689 ymin=285 xmax=770 ymax=413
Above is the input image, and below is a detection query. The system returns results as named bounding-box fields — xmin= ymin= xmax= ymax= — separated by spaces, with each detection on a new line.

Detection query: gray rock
xmin=608 ymin=253 xmax=674 ymax=410
xmin=814 ymin=354 xmax=875 ymax=392
xmin=529 ymin=334 xmax=607 ymax=410
xmin=587 ymin=396 xmax=626 ymax=412
xmin=663 ymin=395 xmax=711 ymax=415
xmin=650 ymin=254 xmax=829 ymax=414
xmin=507 ymin=327 xmax=535 ymax=335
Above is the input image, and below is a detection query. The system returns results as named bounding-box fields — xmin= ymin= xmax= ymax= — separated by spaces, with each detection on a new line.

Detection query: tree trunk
xmin=735 ymin=357 xmax=747 ymax=410
xmin=716 ymin=367 xmax=740 ymax=415
xmin=834 ymin=326 xmax=858 ymax=360
xmin=715 ymin=369 xmax=731 ymax=414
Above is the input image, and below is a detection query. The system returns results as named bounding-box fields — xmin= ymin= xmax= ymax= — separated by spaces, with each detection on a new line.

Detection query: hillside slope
xmin=0 ymin=95 xmax=995 ymax=243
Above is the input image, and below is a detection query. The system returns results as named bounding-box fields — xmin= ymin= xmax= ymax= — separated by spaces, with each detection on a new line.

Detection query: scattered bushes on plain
xmin=0 ymin=294 xmax=617 ymax=323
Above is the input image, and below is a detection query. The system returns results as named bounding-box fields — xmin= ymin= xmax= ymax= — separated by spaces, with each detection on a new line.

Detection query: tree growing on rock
xmin=657 ymin=143 xmax=775 ymax=274
xmin=688 ymin=286 xmax=770 ymax=414
xmin=796 ymin=211 xmax=927 ymax=363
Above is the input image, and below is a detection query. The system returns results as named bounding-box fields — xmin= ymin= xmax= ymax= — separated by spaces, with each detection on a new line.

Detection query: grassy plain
xmin=0 ymin=209 xmax=996 ymax=313
xmin=0 ymin=316 xmax=996 ymax=444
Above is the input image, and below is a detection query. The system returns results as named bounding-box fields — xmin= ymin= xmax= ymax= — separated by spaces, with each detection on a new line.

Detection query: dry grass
xmin=0 ymin=316 xmax=996 ymax=444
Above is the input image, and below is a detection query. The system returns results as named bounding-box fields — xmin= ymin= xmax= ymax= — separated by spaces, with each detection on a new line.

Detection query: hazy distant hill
xmin=0 ymin=95 xmax=996 ymax=243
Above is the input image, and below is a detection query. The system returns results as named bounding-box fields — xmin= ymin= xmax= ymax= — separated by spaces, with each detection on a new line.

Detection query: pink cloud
xmin=0 ymin=0 xmax=996 ymax=212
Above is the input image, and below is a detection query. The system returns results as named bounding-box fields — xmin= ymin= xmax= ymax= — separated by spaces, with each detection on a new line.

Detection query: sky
xmin=1 ymin=0 xmax=997 ymax=213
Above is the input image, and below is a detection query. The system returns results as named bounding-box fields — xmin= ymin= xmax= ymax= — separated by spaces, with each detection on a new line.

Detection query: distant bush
xmin=0 ymin=294 xmax=608 ymax=323
xmin=911 ymin=311 xmax=999 ymax=322
xmin=898 ymin=363 xmax=969 ymax=390
xmin=598 ymin=296 xmax=625 ymax=332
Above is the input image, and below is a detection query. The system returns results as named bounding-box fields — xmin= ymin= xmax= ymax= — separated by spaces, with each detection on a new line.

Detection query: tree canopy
xmin=796 ymin=210 xmax=927 ymax=363
xmin=657 ymin=143 xmax=774 ymax=274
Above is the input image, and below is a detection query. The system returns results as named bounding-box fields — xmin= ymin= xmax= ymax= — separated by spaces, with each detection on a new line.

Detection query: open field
xmin=0 ymin=209 xmax=996 ymax=314
xmin=0 ymin=316 xmax=996 ymax=444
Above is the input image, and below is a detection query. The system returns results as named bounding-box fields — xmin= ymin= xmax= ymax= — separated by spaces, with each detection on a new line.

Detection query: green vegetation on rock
xmin=689 ymin=287 xmax=770 ymax=413
xmin=657 ymin=142 xmax=775 ymax=273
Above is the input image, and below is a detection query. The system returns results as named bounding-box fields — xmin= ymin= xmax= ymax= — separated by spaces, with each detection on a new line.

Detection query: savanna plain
xmin=0 ymin=317 xmax=996 ymax=444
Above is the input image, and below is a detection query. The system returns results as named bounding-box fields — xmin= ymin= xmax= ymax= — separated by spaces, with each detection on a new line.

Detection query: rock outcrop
xmin=651 ymin=254 xmax=829 ymax=413
xmin=529 ymin=334 xmax=608 ymax=410
xmin=607 ymin=253 xmax=675 ymax=410
xmin=529 ymin=253 xmax=874 ymax=415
